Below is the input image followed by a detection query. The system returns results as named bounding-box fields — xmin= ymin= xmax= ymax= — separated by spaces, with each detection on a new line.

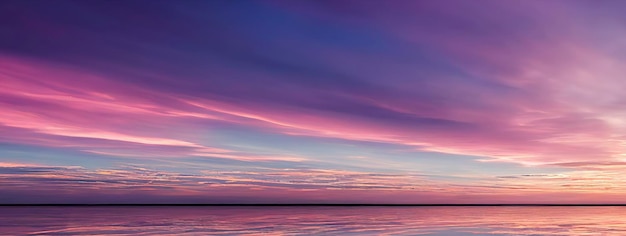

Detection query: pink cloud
xmin=2 ymin=50 xmax=626 ymax=167
xmin=4 ymin=0 xmax=626 ymax=170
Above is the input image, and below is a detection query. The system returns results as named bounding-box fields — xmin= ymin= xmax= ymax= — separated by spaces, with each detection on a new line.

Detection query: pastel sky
xmin=3 ymin=0 xmax=626 ymax=204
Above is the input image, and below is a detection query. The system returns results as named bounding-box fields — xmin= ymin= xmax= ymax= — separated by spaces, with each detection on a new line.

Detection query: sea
xmin=1 ymin=206 xmax=624 ymax=235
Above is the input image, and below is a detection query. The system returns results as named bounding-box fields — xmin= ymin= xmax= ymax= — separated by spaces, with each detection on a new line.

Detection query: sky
xmin=2 ymin=0 xmax=626 ymax=204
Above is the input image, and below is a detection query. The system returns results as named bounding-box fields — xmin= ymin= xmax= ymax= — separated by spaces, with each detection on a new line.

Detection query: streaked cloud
xmin=2 ymin=0 xmax=626 ymax=203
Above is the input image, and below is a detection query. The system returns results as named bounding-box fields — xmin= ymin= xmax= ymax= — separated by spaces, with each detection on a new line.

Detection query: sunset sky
xmin=3 ymin=0 xmax=626 ymax=204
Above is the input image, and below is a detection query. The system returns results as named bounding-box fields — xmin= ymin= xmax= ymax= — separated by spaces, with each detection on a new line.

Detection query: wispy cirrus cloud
xmin=4 ymin=0 xmax=626 ymax=203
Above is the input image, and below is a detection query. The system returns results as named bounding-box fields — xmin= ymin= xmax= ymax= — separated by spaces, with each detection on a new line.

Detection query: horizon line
xmin=3 ymin=204 xmax=626 ymax=207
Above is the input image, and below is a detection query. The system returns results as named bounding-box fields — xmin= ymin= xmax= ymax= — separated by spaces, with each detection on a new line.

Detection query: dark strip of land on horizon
xmin=2 ymin=204 xmax=626 ymax=207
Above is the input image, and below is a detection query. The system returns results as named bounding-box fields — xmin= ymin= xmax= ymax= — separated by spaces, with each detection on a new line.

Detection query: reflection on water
xmin=1 ymin=206 xmax=625 ymax=235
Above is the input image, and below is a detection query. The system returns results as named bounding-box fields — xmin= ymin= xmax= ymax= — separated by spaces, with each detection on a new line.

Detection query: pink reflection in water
xmin=1 ymin=206 xmax=626 ymax=235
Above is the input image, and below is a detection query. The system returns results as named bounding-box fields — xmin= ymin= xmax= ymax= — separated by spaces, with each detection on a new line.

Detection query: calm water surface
xmin=1 ymin=206 xmax=625 ymax=235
